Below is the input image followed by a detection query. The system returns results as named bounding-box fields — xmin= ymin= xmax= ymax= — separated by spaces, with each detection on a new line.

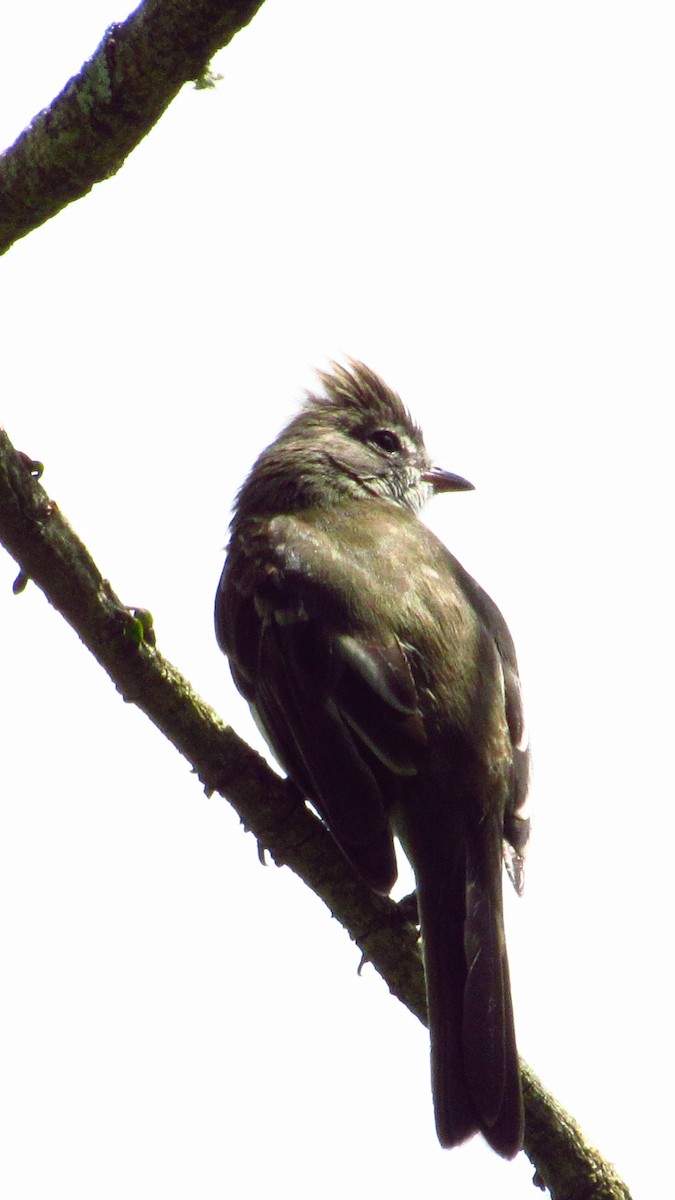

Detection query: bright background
xmin=1 ymin=3 xmax=671 ymax=1197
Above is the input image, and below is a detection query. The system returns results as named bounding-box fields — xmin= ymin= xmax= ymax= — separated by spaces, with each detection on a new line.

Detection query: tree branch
xmin=0 ymin=0 xmax=266 ymax=255
xmin=0 ymin=427 xmax=632 ymax=1200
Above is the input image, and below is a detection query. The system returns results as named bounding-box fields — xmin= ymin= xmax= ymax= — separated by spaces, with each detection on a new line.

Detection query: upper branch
xmin=0 ymin=0 xmax=266 ymax=255
xmin=0 ymin=428 xmax=632 ymax=1200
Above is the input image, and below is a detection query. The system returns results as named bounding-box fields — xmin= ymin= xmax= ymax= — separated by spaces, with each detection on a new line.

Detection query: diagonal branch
xmin=0 ymin=0 xmax=266 ymax=255
xmin=0 ymin=427 xmax=632 ymax=1200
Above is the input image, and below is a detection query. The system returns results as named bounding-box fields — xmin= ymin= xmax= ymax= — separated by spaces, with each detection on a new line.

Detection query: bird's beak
xmin=422 ymin=467 xmax=475 ymax=494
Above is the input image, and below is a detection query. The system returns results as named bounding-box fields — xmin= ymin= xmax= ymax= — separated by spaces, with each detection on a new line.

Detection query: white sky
xmin=1 ymin=2 xmax=672 ymax=1196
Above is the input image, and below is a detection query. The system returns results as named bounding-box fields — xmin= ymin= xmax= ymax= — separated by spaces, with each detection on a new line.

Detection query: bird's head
xmin=233 ymin=359 xmax=473 ymax=520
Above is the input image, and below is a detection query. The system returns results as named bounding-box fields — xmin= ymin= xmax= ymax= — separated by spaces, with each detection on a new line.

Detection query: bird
xmin=214 ymin=360 xmax=530 ymax=1157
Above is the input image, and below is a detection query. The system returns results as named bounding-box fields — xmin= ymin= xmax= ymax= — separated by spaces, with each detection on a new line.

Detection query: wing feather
xmin=216 ymin=514 xmax=428 ymax=892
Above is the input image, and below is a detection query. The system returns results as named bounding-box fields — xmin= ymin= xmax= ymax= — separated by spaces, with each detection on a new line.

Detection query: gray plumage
xmin=215 ymin=360 xmax=530 ymax=1156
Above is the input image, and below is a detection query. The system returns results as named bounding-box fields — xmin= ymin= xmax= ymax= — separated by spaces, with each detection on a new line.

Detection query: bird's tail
xmin=417 ymin=817 xmax=523 ymax=1157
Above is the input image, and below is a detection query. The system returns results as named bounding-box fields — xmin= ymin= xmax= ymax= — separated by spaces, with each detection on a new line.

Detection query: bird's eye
xmin=368 ymin=428 xmax=402 ymax=454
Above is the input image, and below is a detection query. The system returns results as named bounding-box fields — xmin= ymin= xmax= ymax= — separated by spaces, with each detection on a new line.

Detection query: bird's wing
xmin=446 ymin=552 xmax=531 ymax=888
xmin=499 ymin=659 xmax=530 ymax=892
xmin=216 ymin=513 xmax=427 ymax=893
